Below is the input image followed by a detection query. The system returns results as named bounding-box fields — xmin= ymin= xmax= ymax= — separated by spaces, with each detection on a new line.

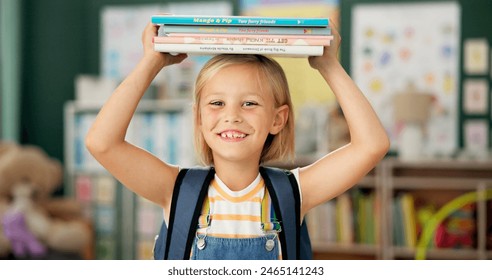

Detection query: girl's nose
xmin=224 ymin=106 xmax=242 ymax=123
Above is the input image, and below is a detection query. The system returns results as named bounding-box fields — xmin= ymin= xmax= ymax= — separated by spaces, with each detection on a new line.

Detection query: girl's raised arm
xmin=85 ymin=22 xmax=187 ymax=212
xmin=300 ymin=22 xmax=390 ymax=217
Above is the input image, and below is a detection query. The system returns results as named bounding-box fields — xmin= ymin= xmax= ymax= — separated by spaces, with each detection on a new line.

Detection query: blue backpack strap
xmin=153 ymin=168 xmax=189 ymax=260
xmin=299 ymin=220 xmax=313 ymax=260
xmin=260 ymin=166 xmax=312 ymax=260
xmin=153 ymin=166 xmax=215 ymax=260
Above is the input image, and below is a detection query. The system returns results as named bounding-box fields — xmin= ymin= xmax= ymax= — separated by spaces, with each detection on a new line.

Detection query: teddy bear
xmin=0 ymin=141 xmax=92 ymax=259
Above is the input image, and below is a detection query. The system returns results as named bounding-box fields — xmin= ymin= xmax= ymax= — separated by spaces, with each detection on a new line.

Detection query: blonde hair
xmin=193 ymin=54 xmax=295 ymax=165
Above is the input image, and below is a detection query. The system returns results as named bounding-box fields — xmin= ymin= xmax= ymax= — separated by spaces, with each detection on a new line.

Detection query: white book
xmin=154 ymin=43 xmax=323 ymax=57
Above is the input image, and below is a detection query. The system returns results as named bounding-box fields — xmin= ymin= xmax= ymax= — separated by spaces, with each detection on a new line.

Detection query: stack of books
xmin=151 ymin=15 xmax=333 ymax=57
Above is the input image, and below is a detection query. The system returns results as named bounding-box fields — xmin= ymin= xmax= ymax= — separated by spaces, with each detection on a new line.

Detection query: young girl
xmin=85 ymin=21 xmax=389 ymax=260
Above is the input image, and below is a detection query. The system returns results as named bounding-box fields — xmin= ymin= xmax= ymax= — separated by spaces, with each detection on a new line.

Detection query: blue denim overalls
xmin=191 ymin=186 xmax=281 ymax=260
xmin=191 ymin=234 xmax=279 ymax=260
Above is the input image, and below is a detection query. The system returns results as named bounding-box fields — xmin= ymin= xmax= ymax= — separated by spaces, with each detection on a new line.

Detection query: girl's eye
xmin=243 ymin=101 xmax=258 ymax=107
xmin=210 ymin=101 xmax=224 ymax=106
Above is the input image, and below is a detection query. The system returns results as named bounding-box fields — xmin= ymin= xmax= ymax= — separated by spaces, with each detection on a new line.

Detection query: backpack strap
xmin=299 ymin=220 xmax=313 ymax=260
xmin=259 ymin=166 xmax=302 ymax=260
xmin=154 ymin=166 xmax=215 ymax=260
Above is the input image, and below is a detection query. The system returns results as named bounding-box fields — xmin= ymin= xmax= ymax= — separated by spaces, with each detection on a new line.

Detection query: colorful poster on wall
xmin=351 ymin=2 xmax=460 ymax=156
xmin=463 ymin=79 xmax=488 ymax=115
xmin=464 ymin=38 xmax=489 ymax=75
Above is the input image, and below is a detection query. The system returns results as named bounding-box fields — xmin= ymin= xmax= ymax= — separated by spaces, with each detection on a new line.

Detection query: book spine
xmin=153 ymin=43 xmax=324 ymax=57
xmin=401 ymin=194 xmax=417 ymax=247
xmin=151 ymin=15 xmax=329 ymax=27
xmin=159 ymin=25 xmax=332 ymax=36
xmin=154 ymin=35 xmax=332 ymax=46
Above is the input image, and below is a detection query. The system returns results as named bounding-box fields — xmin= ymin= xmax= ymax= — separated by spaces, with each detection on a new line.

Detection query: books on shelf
xmin=307 ymin=188 xmax=380 ymax=246
xmin=336 ymin=192 xmax=354 ymax=244
xmin=152 ymin=14 xmax=332 ymax=57
xmin=400 ymin=193 xmax=417 ymax=247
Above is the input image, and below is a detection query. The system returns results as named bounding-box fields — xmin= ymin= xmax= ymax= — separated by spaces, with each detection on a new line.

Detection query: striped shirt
xmin=197 ymin=173 xmax=267 ymax=238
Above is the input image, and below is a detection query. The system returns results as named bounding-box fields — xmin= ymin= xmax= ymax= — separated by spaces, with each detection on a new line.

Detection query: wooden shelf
xmin=391 ymin=177 xmax=492 ymax=190
xmin=312 ymin=242 xmax=379 ymax=256
xmin=308 ymin=157 xmax=492 ymax=260
xmin=392 ymin=246 xmax=484 ymax=260
xmin=67 ymin=99 xmax=191 ymax=113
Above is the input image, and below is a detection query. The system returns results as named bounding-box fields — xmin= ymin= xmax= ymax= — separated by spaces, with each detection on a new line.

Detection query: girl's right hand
xmin=141 ymin=22 xmax=188 ymax=68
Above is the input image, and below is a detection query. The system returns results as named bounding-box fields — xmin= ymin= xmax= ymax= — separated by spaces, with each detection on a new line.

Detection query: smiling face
xmin=198 ymin=64 xmax=283 ymax=165
xmin=193 ymin=54 xmax=295 ymax=166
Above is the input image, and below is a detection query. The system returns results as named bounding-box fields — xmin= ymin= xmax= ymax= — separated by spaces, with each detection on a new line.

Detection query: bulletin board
xmin=344 ymin=0 xmax=460 ymax=156
xmin=341 ymin=0 xmax=492 ymax=157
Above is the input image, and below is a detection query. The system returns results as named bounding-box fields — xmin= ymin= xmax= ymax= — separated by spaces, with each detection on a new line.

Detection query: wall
xmin=20 ymin=0 xmax=86 ymax=163
xmin=1 ymin=0 xmax=22 ymax=141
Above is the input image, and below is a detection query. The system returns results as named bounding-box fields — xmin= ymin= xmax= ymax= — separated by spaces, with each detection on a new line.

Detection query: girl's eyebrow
xmin=200 ymin=93 xmax=225 ymax=99
xmin=202 ymin=92 xmax=266 ymax=100
xmin=243 ymin=93 xmax=265 ymax=99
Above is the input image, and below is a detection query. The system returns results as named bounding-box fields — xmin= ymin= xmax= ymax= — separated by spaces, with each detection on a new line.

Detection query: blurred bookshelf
xmin=64 ymin=100 xmax=195 ymax=259
xmin=381 ymin=158 xmax=492 ymax=260
xmin=304 ymin=158 xmax=492 ymax=260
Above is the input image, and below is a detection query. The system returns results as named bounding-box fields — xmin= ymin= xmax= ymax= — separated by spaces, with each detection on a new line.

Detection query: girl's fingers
xmin=167 ymin=53 xmax=188 ymax=65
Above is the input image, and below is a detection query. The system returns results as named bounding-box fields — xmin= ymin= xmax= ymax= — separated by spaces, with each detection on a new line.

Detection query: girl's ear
xmin=270 ymin=105 xmax=289 ymax=135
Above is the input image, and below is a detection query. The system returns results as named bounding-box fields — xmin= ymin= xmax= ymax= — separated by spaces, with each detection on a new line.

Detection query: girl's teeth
xmin=221 ymin=132 xmax=245 ymax=139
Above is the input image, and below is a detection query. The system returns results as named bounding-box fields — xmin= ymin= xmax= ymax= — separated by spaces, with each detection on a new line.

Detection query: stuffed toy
xmin=0 ymin=141 xmax=91 ymax=259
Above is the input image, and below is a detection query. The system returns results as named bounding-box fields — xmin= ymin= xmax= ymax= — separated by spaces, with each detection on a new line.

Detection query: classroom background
xmin=1 ymin=0 xmax=492 ymax=260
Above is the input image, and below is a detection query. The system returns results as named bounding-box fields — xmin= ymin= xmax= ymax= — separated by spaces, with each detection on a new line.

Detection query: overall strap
xmin=165 ymin=166 xmax=215 ymax=259
xmin=261 ymin=187 xmax=281 ymax=232
xmin=259 ymin=166 xmax=301 ymax=260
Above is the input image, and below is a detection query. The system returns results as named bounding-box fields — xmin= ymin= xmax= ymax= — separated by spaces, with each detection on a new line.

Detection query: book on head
xmin=151 ymin=15 xmax=329 ymax=27
xmin=153 ymin=43 xmax=324 ymax=57
xmin=158 ymin=25 xmax=332 ymax=36
xmin=153 ymin=34 xmax=333 ymax=46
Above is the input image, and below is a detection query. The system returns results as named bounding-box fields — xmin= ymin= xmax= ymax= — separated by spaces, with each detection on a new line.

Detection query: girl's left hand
xmin=308 ymin=21 xmax=341 ymax=72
